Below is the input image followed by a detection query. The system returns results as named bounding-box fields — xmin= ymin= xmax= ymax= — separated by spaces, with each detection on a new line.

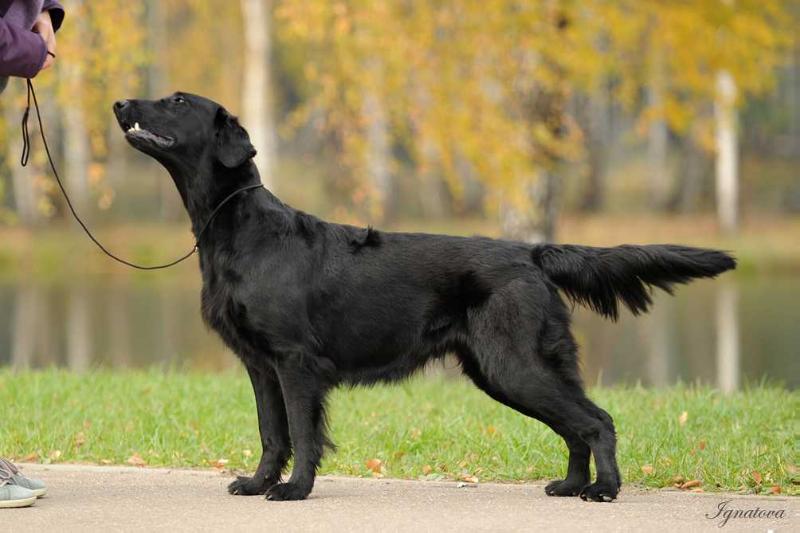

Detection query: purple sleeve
xmin=0 ymin=18 xmax=48 ymax=78
xmin=42 ymin=1 xmax=65 ymax=32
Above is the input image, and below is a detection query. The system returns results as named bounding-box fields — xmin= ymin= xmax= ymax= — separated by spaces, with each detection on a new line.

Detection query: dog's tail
xmin=531 ymin=244 xmax=736 ymax=320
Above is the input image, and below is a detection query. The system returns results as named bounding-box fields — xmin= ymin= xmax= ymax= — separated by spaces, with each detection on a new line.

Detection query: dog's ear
xmin=214 ymin=108 xmax=257 ymax=168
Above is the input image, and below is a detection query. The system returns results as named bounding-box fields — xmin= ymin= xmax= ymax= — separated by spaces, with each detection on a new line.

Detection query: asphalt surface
xmin=4 ymin=464 xmax=797 ymax=532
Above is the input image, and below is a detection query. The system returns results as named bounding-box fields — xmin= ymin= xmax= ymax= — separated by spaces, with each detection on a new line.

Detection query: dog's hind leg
xmin=543 ymin=427 xmax=591 ymax=497
xmin=228 ymin=364 xmax=291 ymax=496
xmin=460 ymin=281 xmax=620 ymax=501
xmin=266 ymin=354 xmax=334 ymax=501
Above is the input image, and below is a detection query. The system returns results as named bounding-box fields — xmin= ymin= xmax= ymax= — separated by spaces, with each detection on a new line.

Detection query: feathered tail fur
xmin=531 ymin=244 xmax=736 ymax=320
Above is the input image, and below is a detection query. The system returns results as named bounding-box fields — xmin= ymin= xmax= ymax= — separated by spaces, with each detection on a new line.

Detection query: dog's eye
xmin=172 ymin=95 xmax=186 ymax=105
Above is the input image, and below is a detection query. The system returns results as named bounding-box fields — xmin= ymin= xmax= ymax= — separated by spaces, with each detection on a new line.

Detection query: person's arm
xmin=0 ymin=18 xmax=48 ymax=78
xmin=41 ymin=1 xmax=65 ymax=32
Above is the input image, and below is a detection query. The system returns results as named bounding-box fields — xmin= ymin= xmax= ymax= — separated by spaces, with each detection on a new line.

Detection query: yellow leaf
xmin=21 ymin=452 xmax=38 ymax=463
xmin=211 ymin=458 xmax=229 ymax=469
xmin=678 ymin=411 xmax=688 ymax=426
xmin=366 ymin=458 xmax=382 ymax=474
xmin=641 ymin=464 xmax=654 ymax=475
xmin=422 ymin=465 xmax=433 ymax=475
xmin=127 ymin=453 xmax=146 ymax=467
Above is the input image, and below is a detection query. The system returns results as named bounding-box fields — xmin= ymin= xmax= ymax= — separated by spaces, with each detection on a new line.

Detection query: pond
xmin=0 ymin=276 xmax=798 ymax=389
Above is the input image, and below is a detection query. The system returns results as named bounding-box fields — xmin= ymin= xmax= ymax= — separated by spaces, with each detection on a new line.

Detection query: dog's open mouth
xmin=121 ymin=121 xmax=175 ymax=148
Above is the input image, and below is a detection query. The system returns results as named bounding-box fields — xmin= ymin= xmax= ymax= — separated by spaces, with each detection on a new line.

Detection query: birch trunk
xmin=240 ymin=0 xmax=276 ymax=187
xmin=715 ymin=283 xmax=740 ymax=393
xmin=62 ymin=0 xmax=90 ymax=218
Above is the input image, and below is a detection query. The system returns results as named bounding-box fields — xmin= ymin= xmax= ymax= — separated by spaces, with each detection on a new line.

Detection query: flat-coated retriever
xmin=113 ymin=93 xmax=735 ymax=502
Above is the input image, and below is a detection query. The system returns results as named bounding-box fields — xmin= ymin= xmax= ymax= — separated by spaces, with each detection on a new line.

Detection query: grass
xmin=1 ymin=370 xmax=797 ymax=495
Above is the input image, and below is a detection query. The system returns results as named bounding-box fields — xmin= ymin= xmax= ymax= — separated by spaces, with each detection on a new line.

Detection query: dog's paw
xmin=265 ymin=482 xmax=311 ymax=501
xmin=579 ymin=482 xmax=619 ymax=502
xmin=544 ymin=479 xmax=587 ymax=497
xmin=228 ymin=475 xmax=269 ymax=496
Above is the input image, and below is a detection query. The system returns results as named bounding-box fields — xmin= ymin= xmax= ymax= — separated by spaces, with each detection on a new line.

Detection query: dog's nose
xmin=114 ymin=100 xmax=130 ymax=112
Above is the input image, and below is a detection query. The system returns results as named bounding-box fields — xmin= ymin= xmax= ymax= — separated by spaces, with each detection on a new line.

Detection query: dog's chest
xmin=201 ymin=279 xmax=269 ymax=363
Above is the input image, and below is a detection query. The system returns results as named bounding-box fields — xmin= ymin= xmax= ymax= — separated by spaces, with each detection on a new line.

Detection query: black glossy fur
xmin=113 ymin=93 xmax=736 ymax=502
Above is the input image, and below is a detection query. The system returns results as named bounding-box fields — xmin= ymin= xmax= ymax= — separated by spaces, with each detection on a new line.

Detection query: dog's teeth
xmin=127 ymin=127 xmax=134 ymax=133
xmin=134 ymin=122 xmax=141 ymax=131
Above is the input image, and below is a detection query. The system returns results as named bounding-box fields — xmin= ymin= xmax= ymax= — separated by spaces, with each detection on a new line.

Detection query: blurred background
xmin=0 ymin=0 xmax=798 ymax=389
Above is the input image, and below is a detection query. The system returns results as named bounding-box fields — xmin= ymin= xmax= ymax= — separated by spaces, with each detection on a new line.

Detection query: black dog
xmin=114 ymin=93 xmax=735 ymax=502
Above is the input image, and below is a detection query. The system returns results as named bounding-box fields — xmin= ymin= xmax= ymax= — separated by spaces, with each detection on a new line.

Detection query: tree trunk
xmin=647 ymin=44 xmax=669 ymax=210
xmin=146 ymin=0 xmax=180 ymax=219
xmin=580 ymin=87 xmax=610 ymax=211
xmin=240 ymin=0 xmax=277 ymax=188
xmin=363 ymin=85 xmax=393 ymax=222
xmin=715 ymin=70 xmax=738 ymax=234
xmin=66 ymin=283 xmax=91 ymax=372
xmin=4 ymin=86 xmax=41 ymax=225
xmin=62 ymin=0 xmax=91 ymax=219
xmin=668 ymin=126 xmax=708 ymax=212
xmin=108 ymin=286 xmax=131 ymax=368
xmin=715 ymin=283 xmax=739 ymax=393
xmin=11 ymin=285 xmax=38 ymax=368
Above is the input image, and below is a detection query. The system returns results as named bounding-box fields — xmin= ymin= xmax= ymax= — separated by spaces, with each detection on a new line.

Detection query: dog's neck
xmin=166 ymin=159 xmax=271 ymax=240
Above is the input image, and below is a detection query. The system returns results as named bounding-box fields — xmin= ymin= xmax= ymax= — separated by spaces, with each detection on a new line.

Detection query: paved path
xmin=4 ymin=464 xmax=797 ymax=532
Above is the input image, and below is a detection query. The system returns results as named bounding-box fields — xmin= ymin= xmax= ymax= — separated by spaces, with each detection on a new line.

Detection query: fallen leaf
xmin=678 ymin=411 xmax=688 ymax=426
xmin=672 ymin=475 xmax=685 ymax=485
xmin=422 ymin=465 xmax=433 ymax=475
xmin=680 ymin=479 xmax=702 ymax=490
xmin=697 ymin=440 xmax=706 ymax=450
xmin=100 ymin=459 xmax=113 ymax=465
xmin=769 ymin=485 xmax=781 ymax=495
xmin=751 ymin=471 xmax=763 ymax=485
xmin=242 ymin=449 xmax=252 ymax=458
xmin=49 ymin=450 xmax=62 ymax=460
xmin=21 ymin=452 xmax=38 ymax=462
xmin=127 ymin=453 xmax=146 ymax=467
xmin=485 ymin=425 xmax=497 ymax=436
xmin=460 ymin=474 xmax=479 ymax=484
xmin=366 ymin=458 xmax=382 ymax=474
xmin=211 ymin=458 xmax=229 ymax=469
xmin=641 ymin=464 xmax=654 ymax=475
xmin=690 ymin=488 xmax=704 ymax=493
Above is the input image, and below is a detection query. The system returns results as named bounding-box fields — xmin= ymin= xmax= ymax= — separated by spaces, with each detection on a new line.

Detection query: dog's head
xmin=113 ymin=93 xmax=256 ymax=172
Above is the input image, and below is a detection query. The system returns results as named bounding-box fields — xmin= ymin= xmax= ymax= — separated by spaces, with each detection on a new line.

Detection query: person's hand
xmin=32 ymin=11 xmax=56 ymax=70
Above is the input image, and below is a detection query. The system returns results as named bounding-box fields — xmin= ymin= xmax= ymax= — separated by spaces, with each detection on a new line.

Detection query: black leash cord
xmin=20 ymin=79 xmax=264 ymax=270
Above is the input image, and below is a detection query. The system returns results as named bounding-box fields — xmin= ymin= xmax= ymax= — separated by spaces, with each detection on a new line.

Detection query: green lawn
xmin=0 ymin=370 xmax=797 ymax=495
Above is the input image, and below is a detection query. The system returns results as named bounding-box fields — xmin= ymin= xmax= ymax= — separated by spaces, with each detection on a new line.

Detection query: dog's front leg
xmin=228 ymin=364 xmax=291 ymax=496
xmin=266 ymin=357 xmax=332 ymax=501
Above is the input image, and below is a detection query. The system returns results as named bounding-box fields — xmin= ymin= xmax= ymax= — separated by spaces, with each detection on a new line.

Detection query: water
xmin=1 ymin=276 xmax=798 ymax=389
